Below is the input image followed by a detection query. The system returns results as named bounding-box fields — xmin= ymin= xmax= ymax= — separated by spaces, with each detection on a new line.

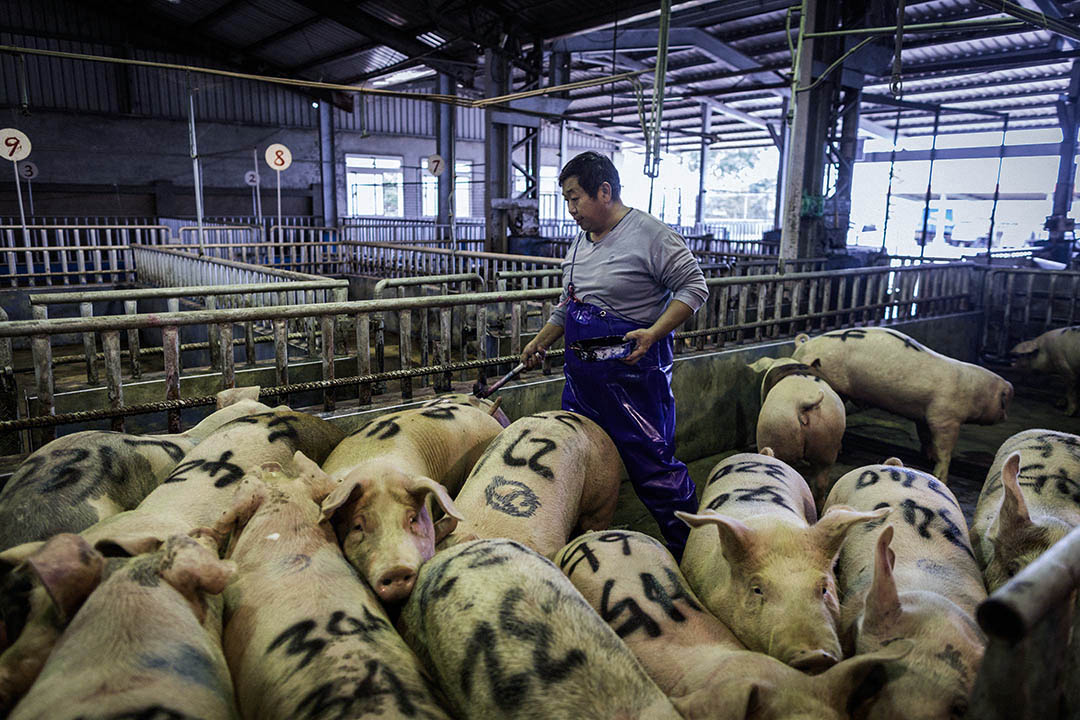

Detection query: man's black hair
xmin=558 ymin=151 xmax=621 ymax=200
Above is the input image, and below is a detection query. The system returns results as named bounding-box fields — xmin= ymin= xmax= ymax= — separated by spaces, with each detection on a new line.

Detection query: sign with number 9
xmin=0 ymin=129 xmax=31 ymax=163
xmin=264 ymin=143 xmax=292 ymax=171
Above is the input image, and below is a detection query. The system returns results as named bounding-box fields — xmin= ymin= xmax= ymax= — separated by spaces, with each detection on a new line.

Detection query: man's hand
xmin=622 ymin=328 xmax=659 ymax=365
xmin=521 ymin=338 xmax=547 ymax=369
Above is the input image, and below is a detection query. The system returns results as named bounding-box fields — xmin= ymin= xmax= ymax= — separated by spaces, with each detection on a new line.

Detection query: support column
xmin=435 ymin=73 xmax=457 ymax=231
xmin=484 ymin=50 xmax=512 ymax=254
xmin=695 ymin=104 xmax=712 ymax=226
xmin=318 ymin=101 xmax=337 ymax=226
xmin=779 ymin=0 xmax=818 ymax=259
xmin=830 ymin=86 xmax=862 ymax=251
xmin=773 ymin=98 xmax=789 ymax=230
xmin=1049 ymin=60 xmax=1080 ymax=262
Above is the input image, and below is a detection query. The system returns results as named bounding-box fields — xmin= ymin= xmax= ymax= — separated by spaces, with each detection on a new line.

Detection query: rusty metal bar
xmin=79 ymin=302 xmax=99 ymax=384
xmin=101 ymin=330 xmax=124 ymax=432
xmin=27 ymin=279 xmax=346 ymax=306
xmin=162 ymin=325 xmax=181 ymax=433
xmin=273 ymin=318 xmax=289 ymax=391
xmin=356 ymin=312 xmax=371 ymax=405
xmin=321 ymin=315 xmax=335 ymax=412
xmin=219 ymin=322 xmax=235 ymax=390
xmin=399 ymin=308 xmax=413 ymax=400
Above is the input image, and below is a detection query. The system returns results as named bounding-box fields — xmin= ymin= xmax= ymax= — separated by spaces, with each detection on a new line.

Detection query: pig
xmin=677 ymin=450 xmax=888 ymax=672
xmin=556 ymin=530 xmax=913 ymax=720
xmin=1010 ymin=326 xmax=1080 ymax=415
xmin=792 ymin=327 xmax=1013 ymax=483
xmin=0 ymin=387 xmax=273 ymax=551
xmin=437 ymin=411 xmax=622 ymax=557
xmin=750 ymin=356 xmax=846 ymax=503
xmin=0 ymin=408 xmax=344 ymax=694
xmin=213 ymin=456 xmax=452 ymax=720
xmin=7 ymin=531 xmax=238 ymax=720
xmin=824 ymin=460 xmax=986 ymax=720
xmin=398 ymin=538 xmax=683 ymax=720
xmin=971 ymin=429 xmax=1080 ymax=591
xmin=318 ymin=402 xmax=504 ymax=603
xmin=421 ymin=392 xmax=512 ymax=427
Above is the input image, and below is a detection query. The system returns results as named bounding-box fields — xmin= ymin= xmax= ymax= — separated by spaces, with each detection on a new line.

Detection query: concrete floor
xmin=608 ymin=367 xmax=1080 ymax=539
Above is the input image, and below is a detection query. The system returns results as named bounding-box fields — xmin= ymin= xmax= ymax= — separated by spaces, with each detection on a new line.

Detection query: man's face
xmin=561 ymin=176 xmax=609 ymax=233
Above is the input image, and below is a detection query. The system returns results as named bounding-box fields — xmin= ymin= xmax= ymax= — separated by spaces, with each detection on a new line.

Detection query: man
xmin=520 ymin=151 xmax=708 ymax=559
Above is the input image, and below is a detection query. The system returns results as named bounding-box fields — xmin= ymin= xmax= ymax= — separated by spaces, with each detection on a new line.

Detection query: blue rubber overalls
xmin=561 ymin=236 xmax=699 ymax=559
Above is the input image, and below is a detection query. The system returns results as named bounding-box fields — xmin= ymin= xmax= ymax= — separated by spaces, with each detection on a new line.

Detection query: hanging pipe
xmin=881 ymin=105 xmax=903 ymax=254
xmin=918 ymin=108 xmax=941 ymax=260
xmin=644 ymin=0 xmax=672 ymax=178
xmin=986 ymin=115 xmax=1010 ymax=265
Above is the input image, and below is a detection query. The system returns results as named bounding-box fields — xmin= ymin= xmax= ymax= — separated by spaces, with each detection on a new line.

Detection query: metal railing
xmin=339 ymin=216 xmax=487 ymax=245
xmin=177 ymin=224 xmax=262 ymax=252
xmin=133 ymin=246 xmax=330 ymax=288
xmin=0 ymin=261 xmax=975 ymax=446
xmin=349 ymin=241 xmax=562 ymax=286
xmin=1 ymin=225 xmax=171 ymax=286
xmin=967 ymin=524 xmax=1080 ymax=719
xmin=981 ymin=267 xmax=1080 ymax=360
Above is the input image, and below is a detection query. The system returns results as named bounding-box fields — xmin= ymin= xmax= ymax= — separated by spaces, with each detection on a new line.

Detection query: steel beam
xmin=435 ymin=73 xmax=456 ymax=228
xmin=318 ymin=101 xmax=336 ymax=226
xmin=696 ymin=103 xmax=712 ymax=225
xmin=861 ymin=142 xmax=1072 ymax=163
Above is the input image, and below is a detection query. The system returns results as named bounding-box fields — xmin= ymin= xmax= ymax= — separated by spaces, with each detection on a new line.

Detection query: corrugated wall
xmin=0 ymin=0 xmax=616 ymax=149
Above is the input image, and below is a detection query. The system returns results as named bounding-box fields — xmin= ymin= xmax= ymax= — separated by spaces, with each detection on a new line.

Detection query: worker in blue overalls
xmin=521 ymin=151 xmax=708 ymax=560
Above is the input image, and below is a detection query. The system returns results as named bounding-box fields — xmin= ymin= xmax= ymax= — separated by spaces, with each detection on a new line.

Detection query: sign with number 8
xmin=264 ymin=143 xmax=292 ymax=171
xmin=0 ymin=129 xmax=31 ymax=163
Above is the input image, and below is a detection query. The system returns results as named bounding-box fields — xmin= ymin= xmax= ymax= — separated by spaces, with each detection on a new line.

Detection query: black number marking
xmin=501 ymin=429 xmax=558 ymax=480
xmin=881 ymin=328 xmax=926 ymax=352
xmin=266 ymin=416 xmax=301 ymax=444
xmin=558 ymin=532 xmax=635 ymax=577
xmin=122 ymin=437 xmax=187 ymax=462
xmin=164 ymin=451 xmax=245 ymax=488
xmin=550 ymin=413 xmax=584 ymax=431
xmin=640 ymin=567 xmax=703 ymax=621
xmin=937 ymin=508 xmax=976 ymax=560
xmin=856 ymin=470 xmax=879 ymax=489
xmin=600 ymin=579 xmax=661 ymax=638
xmin=824 ymin=328 xmax=868 ymax=342
xmin=267 ymin=619 xmax=326 ymax=672
xmin=420 ymin=405 xmax=457 ymax=420
xmin=900 ymin=498 xmax=934 ymax=539
xmin=295 ymin=660 xmax=420 ymax=720
xmin=484 ymin=476 xmax=542 ymax=518
xmin=707 ymin=460 xmax=789 ymax=487
xmin=706 ymin=485 xmax=792 ymax=513
xmin=325 ymin=607 xmax=389 ymax=638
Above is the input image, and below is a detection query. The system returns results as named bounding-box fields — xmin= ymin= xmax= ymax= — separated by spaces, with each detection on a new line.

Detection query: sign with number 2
xmin=265 ymin=143 xmax=292 ymax=171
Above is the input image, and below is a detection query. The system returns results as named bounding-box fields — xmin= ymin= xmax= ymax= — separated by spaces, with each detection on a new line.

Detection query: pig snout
xmin=787 ymin=648 xmax=839 ymax=674
xmin=375 ymin=565 xmax=417 ymax=603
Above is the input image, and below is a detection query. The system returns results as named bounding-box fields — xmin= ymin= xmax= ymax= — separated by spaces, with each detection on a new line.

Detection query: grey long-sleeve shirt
xmin=549 ymin=208 xmax=709 ymax=328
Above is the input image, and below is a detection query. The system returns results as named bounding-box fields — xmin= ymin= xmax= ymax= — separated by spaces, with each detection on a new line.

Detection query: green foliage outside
xmin=683 ymin=147 xmax=777 ymax=220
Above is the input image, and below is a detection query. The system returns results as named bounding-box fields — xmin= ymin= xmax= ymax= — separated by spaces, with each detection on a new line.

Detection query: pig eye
xmin=407 ymin=512 xmax=419 ymax=526
xmin=821 ymin=584 xmax=829 ymax=597
xmin=751 ymin=585 xmax=764 ymax=596
xmin=1004 ymin=560 xmax=1021 ymax=578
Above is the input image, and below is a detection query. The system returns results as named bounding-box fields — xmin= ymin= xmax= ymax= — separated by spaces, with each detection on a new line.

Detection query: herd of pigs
xmin=0 ymin=324 xmax=1076 ymax=719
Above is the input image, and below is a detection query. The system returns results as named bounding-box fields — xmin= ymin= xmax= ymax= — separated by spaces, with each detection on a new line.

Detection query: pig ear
xmin=215 ymin=386 xmax=261 ymax=409
xmin=213 ymin=476 xmax=269 ymax=546
xmin=292 ymin=451 xmax=335 ymax=503
xmin=815 ymin=505 xmax=891 ymax=559
xmin=996 ymin=453 xmax=1031 ymax=534
xmin=676 ymin=512 xmax=754 ymax=563
xmin=794 ymin=333 xmax=810 ymax=346
xmin=160 ymin=535 xmax=236 ymax=599
xmin=408 ymin=476 xmax=464 ymax=522
xmin=798 ymin=390 xmax=825 ymax=426
xmin=319 ymin=476 xmax=364 ymax=524
xmin=93 ymin=534 xmax=166 ymax=558
xmin=759 ymin=447 xmax=775 ymax=458
xmin=0 ymin=541 xmax=45 ymax=574
xmin=1009 ymin=340 xmax=1038 ymax=358
xmin=862 ymin=526 xmax=902 ymax=635
xmin=748 ymin=357 xmax=776 ymax=374
xmin=25 ymin=534 xmax=105 ymax=623
xmin=822 ymin=640 xmax=913 ymax=715
xmin=883 ymin=457 xmax=903 ymax=467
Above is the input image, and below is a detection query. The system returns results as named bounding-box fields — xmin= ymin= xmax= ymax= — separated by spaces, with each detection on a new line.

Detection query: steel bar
xmin=101 ymin=330 xmax=124 ymax=432
xmin=805 ymin=16 xmax=1023 ymax=37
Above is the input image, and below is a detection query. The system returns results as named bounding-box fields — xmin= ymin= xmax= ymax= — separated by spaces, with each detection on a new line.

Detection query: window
xmin=346 ymin=154 xmax=403 ymax=217
xmin=420 ymin=159 xmax=473 ymax=218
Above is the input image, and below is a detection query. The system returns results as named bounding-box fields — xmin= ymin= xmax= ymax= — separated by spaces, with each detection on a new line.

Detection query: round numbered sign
xmin=18 ymin=161 xmax=38 ymax=180
xmin=0 ymin=129 xmax=31 ymax=163
xmin=427 ymin=154 xmax=446 ymax=177
xmin=244 ymin=170 xmax=259 ymax=187
xmin=265 ymin=143 xmax=292 ymax=171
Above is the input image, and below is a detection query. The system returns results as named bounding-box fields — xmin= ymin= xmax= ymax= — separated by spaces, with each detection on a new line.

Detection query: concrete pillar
xmin=318 ymin=101 xmax=337 ymax=226
xmin=435 ymin=73 xmax=457 ymax=230
xmin=695 ymin=104 xmax=712 ymax=226
xmin=773 ymin=97 xmax=789 ymax=230
xmin=779 ymin=0 xmax=819 ymax=259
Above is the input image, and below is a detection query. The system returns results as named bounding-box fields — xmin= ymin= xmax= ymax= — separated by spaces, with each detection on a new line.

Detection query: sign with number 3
xmin=0 ymin=129 xmax=31 ymax=163
xmin=264 ymin=143 xmax=292 ymax=171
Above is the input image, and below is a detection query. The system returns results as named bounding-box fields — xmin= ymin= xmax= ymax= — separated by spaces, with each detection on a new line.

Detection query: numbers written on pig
xmin=600 ymin=568 xmax=703 ymax=639
xmin=981 ymin=462 xmax=1080 ymax=505
xmin=266 ymin=607 xmax=391 ymax=672
xmin=230 ymin=414 xmax=302 ymax=444
xmin=349 ymin=415 xmax=401 ymax=440
xmin=484 ymin=475 xmax=542 ymax=518
xmin=549 ymin=412 xmax=584 ymax=431
xmin=459 ymin=586 xmax=587 ymax=710
xmin=163 ymin=451 xmax=245 ymax=487
xmin=295 ymin=658 xmax=430 ymax=720
xmin=854 ymin=467 xmax=959 ymax=509
xmin=869 ymin=500 xmax=974 ymax=560
xmin=8 ymin=444 xmax=144 ymax=501
xmin=95 ymin=706 xmax=195 ymax=720
xmin=416 ymin=542 xmax=514 ymax=618
xmin=706 ymin=460 xmax=789 ymax=487
xmin=707 ymin=485 xmax=793 ymax=514
xmin=558 ymin=532 xmax=638 ymax=576
xmin=1016 ymin=433 xmax=1080 ymax=463
xmin=501 ymin=429 xmax=558 ymax=480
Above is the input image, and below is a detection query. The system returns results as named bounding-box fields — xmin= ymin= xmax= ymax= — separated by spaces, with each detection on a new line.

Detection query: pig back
xmin=826 ymin=464 xmax=985 ymax=617
xmin=325 ymin=403 xmax=504 ymax=493
xmin=695 ymin=452 xmax=816 ymax=525
xmin=399 ymin=538 xmax=682 ymax=720
xmin=0 ymin=431 xmax=196 ymax=551
xmin=555 ymin=530 xmax=742 ymax=696
xmin=223 ymin=490 xmax=452 ymax=720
